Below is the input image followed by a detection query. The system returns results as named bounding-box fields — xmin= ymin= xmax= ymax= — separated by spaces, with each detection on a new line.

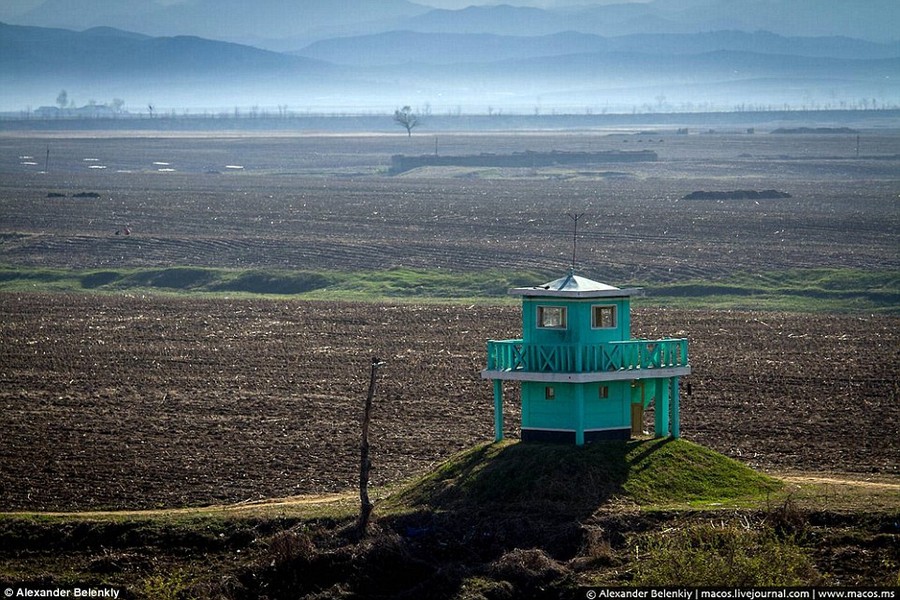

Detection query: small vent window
xmin=592 ymin=305 xmax=617 ymax=329
xmin=545 ymin=386 xmax=555 ymax=400
xmin=538 ymin=306 xmax=567 ymax=329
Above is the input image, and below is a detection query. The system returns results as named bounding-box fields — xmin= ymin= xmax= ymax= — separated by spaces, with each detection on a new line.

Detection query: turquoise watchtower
xmin=481 ymin=270 xmax=690 ymax=445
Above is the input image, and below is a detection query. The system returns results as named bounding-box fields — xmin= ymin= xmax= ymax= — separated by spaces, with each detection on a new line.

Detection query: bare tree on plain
xmin=393 ymin=106 xmax=420 ymax=137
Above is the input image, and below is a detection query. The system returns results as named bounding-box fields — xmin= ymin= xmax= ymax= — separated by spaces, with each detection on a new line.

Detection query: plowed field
xmin=0 ymin=293 xmax=896 ymax=511
xmin=1 ymin=131 xmax=898 ymax=282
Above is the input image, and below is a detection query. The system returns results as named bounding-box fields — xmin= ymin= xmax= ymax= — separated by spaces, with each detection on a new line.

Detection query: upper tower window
xmin=537 ymin=306 xmax=567 ymax=329
xmin=592 ymin=305 xmax=617 ymax=329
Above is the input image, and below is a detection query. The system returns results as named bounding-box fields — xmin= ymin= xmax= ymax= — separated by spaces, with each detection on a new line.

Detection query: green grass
xmin=621 ymin=437 xmax=780 ymax=507
xmin=645 ymin=268 xmax=900 ymax=313
xmin=0 ymin=265 xmax=896 ymax=312
xmin=629 ymin=523 xmax=820 ymax=585
xmin=387 ymin=438 xmax=782 ymax=518
xmin=0 ymin=265 xmax=537 ymax=303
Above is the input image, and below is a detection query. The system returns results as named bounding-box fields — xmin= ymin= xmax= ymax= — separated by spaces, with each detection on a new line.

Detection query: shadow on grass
xmin=123 ymin=267 xmax=217 ymax=290
xmin=254 ymin=438 xmax=776 ymax=599
xmin=211 ymin=271 xmax=334 ymax=295
xmin=1 ymin=439 xmax=784 ymax=599
xmin=236 ymin=440 xmax=656 ymax=599
xmin=80 ymin=270 xmax=121 ymax=288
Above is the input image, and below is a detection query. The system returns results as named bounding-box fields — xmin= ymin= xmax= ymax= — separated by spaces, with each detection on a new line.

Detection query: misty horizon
xmin=1 ymin=0 xmax=898 ymax=116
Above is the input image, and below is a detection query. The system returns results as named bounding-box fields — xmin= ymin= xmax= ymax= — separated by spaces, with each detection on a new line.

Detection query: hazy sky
xmin=5 ymin=0 xmax=649 ymax=12
xmin=417 ymin=0 xmax=648 ymax=7
xmin=0 ymin=0 xmax=652 ymax=23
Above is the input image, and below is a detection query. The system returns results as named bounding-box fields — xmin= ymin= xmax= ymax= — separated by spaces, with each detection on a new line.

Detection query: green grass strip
xmin=0 ymin=265 xmax=896 ymax=312
xmin=645 ymin=268 xmax=899 ymax=313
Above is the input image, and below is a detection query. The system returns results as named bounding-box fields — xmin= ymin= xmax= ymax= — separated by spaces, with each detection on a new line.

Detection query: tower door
xmin=631 ymin=403 xmax=644 ymax=437
xmin=630 ymin=380 xmax=646 ymax=437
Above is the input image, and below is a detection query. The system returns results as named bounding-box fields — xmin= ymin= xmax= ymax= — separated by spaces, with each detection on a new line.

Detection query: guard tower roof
xmin=510 ymin=270 xmax=641 ymax=298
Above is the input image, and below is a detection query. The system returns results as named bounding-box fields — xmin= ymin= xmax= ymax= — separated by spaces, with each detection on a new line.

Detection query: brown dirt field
xmin=0 ymin=293 xmax=896 ymax=512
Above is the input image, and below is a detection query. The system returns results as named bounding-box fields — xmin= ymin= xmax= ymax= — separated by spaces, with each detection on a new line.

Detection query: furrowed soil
xmin=0 ymin=131 xmax=898 ymax=282
xmin=0 ymin=294 xmax=897 ymax=512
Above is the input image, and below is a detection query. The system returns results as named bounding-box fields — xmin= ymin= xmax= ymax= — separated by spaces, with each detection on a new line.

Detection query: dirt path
xmin=780 ymin=474 xmax=900 ymax=490
xmin=2 ymin=474 xmax=897 ymax=520
xmin=0 ymin=492 xmax=358 ymax=519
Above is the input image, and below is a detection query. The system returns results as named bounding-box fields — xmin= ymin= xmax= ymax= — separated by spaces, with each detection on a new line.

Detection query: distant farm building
xmin=33 ymin=104 xmax=119 ymax=118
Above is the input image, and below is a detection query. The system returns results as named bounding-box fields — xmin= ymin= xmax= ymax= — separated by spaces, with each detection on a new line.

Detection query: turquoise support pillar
xmin=654 ymin=379 xmax=670 ymax=438
xmin=671 ymin=378 xmax=681 ymax=439
xmin=575 ymin=385 xmax=585 ymax=446
xmin=493 ymin=379 xmax=504 ymax=442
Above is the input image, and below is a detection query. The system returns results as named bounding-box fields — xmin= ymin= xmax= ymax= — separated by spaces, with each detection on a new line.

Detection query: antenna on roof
xmin=566 ymin=212 xmax=585 ymax=272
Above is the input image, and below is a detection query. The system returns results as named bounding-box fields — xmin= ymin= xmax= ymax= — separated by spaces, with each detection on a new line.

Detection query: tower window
xmin=598 ymin=386 xmax=609 ymax=399
xmin=545 ymin=386 xmax=555 ymax=400
xmin=592 ymin=305 xmax=617 ymax=329
xmin=537 ymin=306 xmax=567 ymax=329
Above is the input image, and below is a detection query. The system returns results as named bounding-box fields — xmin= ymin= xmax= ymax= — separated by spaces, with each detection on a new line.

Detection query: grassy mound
xmin=389 ymin=438 xmax=780 ymax=517
xmin=5 ymin=440 xmax=897 ymax=594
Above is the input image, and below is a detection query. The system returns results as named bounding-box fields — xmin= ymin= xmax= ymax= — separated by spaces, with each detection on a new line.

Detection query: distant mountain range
xmin=396 ymin=1 xmax=899 ymax=44
xmin=1 ymin=0 xmax=898 ymax=114
xmin=295 ymin=30 xmax=900 ymax=66
xmin=0 ymin=23 xmax=323 ymax=76
xmin=4 ymin=0 xmax=899 ymax=49
xmin=3 ymin=0 xmax=431 ymax=49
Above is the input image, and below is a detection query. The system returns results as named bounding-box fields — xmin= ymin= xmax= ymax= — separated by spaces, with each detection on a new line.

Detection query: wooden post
xmin=357 ymin=357 xmax=383 ymax=537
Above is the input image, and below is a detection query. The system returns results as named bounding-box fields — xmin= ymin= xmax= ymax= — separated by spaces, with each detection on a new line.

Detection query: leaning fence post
xmin=357 ymin=356 xmax=383 ymax=537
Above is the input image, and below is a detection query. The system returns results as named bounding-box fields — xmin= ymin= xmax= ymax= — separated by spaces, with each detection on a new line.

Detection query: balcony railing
xmin=485 ymin=338 xmax=688 ymax=374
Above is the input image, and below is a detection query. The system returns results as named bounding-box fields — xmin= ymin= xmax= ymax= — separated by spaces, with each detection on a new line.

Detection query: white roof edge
xmin=509 ymin=287 xmax=642 ymax=298
xmin=508 ymin=271 xmax=641 ymax=298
